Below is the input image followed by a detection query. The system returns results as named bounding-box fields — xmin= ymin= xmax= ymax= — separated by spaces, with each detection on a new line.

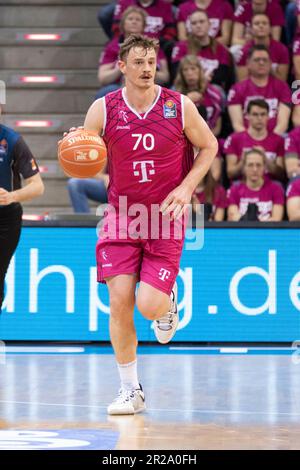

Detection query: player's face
xmin=190 ymin=12 xmax=210 ymax=37
xmin=244 ymin=153 xmax=265 ymax=183
xmin=182 ymin=64 xmax=200 ymax=88
xmin=248 ymin=51 xmax=271 ymax=76
xmin=248 ymin=106 xmax=269 ymax=130
xmin=123 ymin=12 xmax=145 ymax=35
xmin=119 ymin=47 xmax=157 ymax=89
xmin=251 ymin=16 xmax=270 ymax=37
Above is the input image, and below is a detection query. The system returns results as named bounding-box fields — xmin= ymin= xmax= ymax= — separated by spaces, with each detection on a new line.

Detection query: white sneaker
xmin=107 ymin=385 xmax=146 ymax=415
xmin=154 ymin=282 xmax=178 ymax=344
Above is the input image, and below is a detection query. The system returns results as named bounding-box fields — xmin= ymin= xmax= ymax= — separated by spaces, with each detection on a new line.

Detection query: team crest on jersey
xmin=163 ymin=100 xmax=177 ymax=118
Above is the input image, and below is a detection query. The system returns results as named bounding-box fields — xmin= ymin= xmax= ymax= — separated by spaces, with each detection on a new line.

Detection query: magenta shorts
xmin=96 ymin=235 xmax=185 ymax=296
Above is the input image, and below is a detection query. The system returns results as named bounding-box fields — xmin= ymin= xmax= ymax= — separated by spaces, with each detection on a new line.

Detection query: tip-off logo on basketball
xmin=75 ymin=151 xmax=88 ymax=161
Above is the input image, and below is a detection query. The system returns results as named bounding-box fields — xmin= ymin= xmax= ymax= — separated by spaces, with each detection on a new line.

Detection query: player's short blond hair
xmin=119 ymin=34 xmax=159 ymax=62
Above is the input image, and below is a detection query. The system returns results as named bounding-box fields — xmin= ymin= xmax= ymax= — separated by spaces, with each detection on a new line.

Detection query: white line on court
xmin=4 ymin=347 xmax=85 ymax=353
xmin=0 ymin=400 xmax=299 ymax=417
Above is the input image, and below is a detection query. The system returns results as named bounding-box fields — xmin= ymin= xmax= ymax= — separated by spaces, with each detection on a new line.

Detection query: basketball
xmin=58 ymin=129 xmax=107 ymax=178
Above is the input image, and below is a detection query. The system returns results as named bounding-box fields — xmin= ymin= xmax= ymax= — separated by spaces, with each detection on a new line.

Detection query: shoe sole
xmin=107 ymin=403 xmax=146 ymax=416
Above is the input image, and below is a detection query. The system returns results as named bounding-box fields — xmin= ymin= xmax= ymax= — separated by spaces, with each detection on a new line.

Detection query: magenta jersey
xmin=194 ymin=184 xmax=227 ymax=215
xmin=227 ymin=76 xmax=291 ymax=132
xmin=233 ymin=0 xmax=285 ymax=28
xmin=113 ymin=0 xmax=175 ymax=39
xmin=236 ymin=38 xmax=289 ymax=70
xmin=227 ymin=179 xmax=284 ymax=219
xmin=286 ymin=177 xmax=300 ymax=200
xmin=285 ymin=127 xmax=300 ymax=158
xmin=224 ymin=130 xmax=284 ymax=179
xmin=177 ymin=0 xmax=233 ymax=38
xmin=171 ymin=40 xmax=231 ymax=75
xmin=102 ymin=86 xmax=194 ymax=209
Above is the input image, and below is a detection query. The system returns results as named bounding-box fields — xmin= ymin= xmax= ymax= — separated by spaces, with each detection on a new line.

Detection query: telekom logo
xmin=133 ymin=160 xmax=155 ymax=183
xmin=158 ymin=268 xmax=171 ymax=282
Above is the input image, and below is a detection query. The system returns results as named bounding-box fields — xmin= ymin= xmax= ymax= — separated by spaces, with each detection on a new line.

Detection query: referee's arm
xmin=0 ymin=137 xmax=44 ymax=206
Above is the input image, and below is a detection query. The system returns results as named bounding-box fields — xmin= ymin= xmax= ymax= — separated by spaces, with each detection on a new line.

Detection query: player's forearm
xmin=12 ymin=180 xmax=44 ymax=203
xmin=181 ymin=144 xmax=218 ymax=193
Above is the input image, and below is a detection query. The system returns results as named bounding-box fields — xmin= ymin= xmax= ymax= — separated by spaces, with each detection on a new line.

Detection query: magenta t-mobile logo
xmin=133 ymin=160 xmax=155 ymax=183
xmin=158 ymin=268 xmax=171 ymax=282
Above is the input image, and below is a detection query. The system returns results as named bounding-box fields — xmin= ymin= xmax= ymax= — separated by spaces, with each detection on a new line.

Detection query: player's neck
xmin=123 ymin=84 xmax=159 ymax=114
xmin=248 ymin=126 xmax=268 ymax=140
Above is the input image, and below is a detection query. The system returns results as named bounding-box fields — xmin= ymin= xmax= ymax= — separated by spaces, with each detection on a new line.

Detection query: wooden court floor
xmin=0 ymin=346 xmax=299 ymax=450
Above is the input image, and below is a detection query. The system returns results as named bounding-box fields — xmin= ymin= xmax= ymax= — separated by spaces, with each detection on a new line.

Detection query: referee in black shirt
xmin=0 ymin=121 xmax=44 ymax=313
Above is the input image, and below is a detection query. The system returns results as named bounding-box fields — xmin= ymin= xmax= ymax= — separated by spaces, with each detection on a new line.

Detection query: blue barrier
xmin=1 ymin=226 xmax=300 ymax=342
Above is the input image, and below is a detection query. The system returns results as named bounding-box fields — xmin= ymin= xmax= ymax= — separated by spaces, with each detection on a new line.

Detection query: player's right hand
xmin=62 ymin=126 xmax=84 ymax=138
xmin=58 ymin=126 xmax=84 ymax=146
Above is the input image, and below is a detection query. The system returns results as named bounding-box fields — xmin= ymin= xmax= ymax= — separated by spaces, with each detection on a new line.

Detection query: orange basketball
xmin=58 ymin=129 xmax=107 ymax=178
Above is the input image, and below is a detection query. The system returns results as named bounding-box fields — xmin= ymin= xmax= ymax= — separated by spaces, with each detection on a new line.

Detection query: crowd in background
xmin=67 ymin=0 xmax=300 ymax=222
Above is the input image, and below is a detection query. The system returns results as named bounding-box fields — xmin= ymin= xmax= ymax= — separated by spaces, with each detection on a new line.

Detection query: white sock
xmin=117 ymin=359 xmax=140 ymax=391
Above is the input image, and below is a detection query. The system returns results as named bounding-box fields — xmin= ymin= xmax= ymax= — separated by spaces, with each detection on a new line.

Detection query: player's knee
xmin=136 ymin=296 xmax=165 ymax=321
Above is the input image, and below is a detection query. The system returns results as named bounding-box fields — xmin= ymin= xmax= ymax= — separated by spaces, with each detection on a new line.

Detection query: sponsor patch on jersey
xmin=163 ymin=100 xmax=177 ymax=118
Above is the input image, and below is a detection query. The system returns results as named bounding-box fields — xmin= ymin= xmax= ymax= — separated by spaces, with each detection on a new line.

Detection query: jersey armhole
xmin=181 ymin=94 xmax=185 ymax=131
xmin=100 ymin=97 xmax=107 ymax=137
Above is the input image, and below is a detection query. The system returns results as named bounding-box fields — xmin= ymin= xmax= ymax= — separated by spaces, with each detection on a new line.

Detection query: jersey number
xmin=132 ymin=133 xmax=155 ymax=151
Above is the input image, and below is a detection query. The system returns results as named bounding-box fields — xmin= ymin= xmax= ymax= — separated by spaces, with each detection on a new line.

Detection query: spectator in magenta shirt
xmin=232 ymin=0 xmax=284 ymax=46
xmin=284 ymin=127 xmax=300 ymax=179
xmin=112 ymin=0 xmax=176 ymax=41
xmin=171 ymin=10 xmax=233 ymax=90
xmin=227 ymin=148 xmax=285 ymax=222
xmin=292 ymin=1 xmax=300 ymax=82
xmin=174 ymin=54 xmax=223 ymax=136
xmin=192 ymin=170 xmax=227 ymax=221
xmin=235 ymin=13 xmax=289 ymax=82
xmin=97 ymin=6 xmax=170 ymax=98
xmin=177 ymin=0 xmax=234 ymax=45
xmin=224 ymin=99 xmax=285 ymax=182
xmin=286 ymin=176 xmax=300 ymax=221
xmin=228 ymin=45 xmax=291 ymax=135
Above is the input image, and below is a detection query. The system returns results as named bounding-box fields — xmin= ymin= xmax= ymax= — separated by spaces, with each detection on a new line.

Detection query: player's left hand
xmin=160 ymin=184 xmax=192 ymax=220
xmin=0 ymin=188 xmax=16 ymax=205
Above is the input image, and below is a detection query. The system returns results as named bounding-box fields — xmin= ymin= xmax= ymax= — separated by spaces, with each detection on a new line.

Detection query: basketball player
xmin=67 ymin=35 xmax=218 ymax=414
xmin=0 ymin=115 xmax=44 ymax=314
